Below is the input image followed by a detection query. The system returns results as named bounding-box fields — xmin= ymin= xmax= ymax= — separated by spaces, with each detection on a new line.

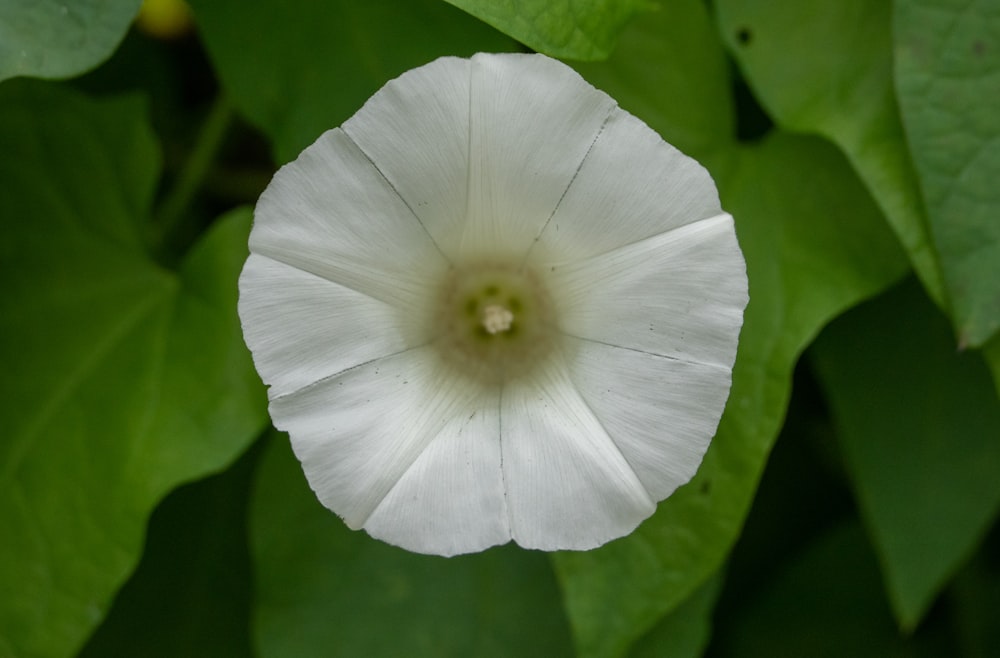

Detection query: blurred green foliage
xmin=187 ymin=0 xmax=518 ymax=163
xmin=0 ymin=0 xmax=997 ymax=657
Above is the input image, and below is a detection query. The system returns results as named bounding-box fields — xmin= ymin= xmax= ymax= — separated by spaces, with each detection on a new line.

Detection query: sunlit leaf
xmin=0 ymin=81 xmax=267 ymax=658
xmin=715 ymin=0 xmax=946 ymax=307
xmin=442 ymin=0 xmax=647 ymax=61
xmin=811 ymin=279 xmax=1000 ymax=629
xmin=894 ymin=0 xmax=1000 ymax=347
xmin=251 ymin=438 xmax=574 ymax=658
xmin=0 ymin=0 xmax=141 ymax=82
xmin=188 ymin=0 xmax=517 ymax=163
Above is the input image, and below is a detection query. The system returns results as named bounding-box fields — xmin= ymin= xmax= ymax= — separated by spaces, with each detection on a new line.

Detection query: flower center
xmin=480 ymin=303 xmax=514 ymax=334
xmin=432 ymin=263 xmax=557 ymax=384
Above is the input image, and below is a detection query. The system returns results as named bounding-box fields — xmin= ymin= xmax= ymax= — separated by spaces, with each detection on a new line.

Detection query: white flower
xmin=238 ymin=53 xmax=748 ymax=557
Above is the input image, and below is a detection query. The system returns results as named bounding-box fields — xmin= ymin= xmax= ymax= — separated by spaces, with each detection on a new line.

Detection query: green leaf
xmin=626 ymin=573 xmax=722 ymax=658
xmin=187 ymin=0 xmax=517 ymax=163
xmin=555 ymin=10 xmax=905 ymax=656
xmin=442 ymin=0 xmax=648 ymax=61
xmin=0 ymin=0 xmax=141 ymax=83
xmin=811 ymin=279 xmax=1000 ymax=630
xmin=715 ymin=0 xmax=946 ymax=308
xmin=0 ymin=81 xmax=267 ymax=658
xmin=574 ymin=0 xmax=734 ymax=158
xmin=250 ymin=437 xmax=574 ymax=658
xmin=553 ymin=132 xmax=909 ymax=658
xmin=713 ymin=521 xmax=956 ymax=657
xmin=80 ymin=442 xmax=263 ymax=658
xmin=894 ymin=0 xmax=1000 ymax=347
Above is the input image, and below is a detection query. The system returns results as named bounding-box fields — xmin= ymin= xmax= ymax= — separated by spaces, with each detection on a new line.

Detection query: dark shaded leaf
xmin=812 ymin=279 xmax=1000 ymax=629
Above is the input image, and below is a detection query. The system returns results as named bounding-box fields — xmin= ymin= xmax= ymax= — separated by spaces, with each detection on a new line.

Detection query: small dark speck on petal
xmin=973 ymin=40 xmax=986 ymax=56
xmin=736 ymin=27 xmax=752 ymax=46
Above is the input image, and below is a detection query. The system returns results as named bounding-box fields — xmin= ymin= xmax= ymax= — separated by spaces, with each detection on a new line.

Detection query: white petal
xmin=501 ymin=359 xmax=655 ymax=551
xmin=528 ymin=108 xmax=724 ymax=263
xmin=238 ymin=254 xmax=421 ymax=399
xmin=342 ymin=56 xmax=472 ymax=262
xmin=364 ymin=390 xmax=510 ymax=557
xmin=460 ymin=53 xmax=618 ymax=258
xmin=565 ymin=337 xmax=732 ymax=500
xmin=249 ymin=128 xmax=448 ymax=311
xmin=270 ymin=348 xmax=501 ymax=540
xmin=550 ymin=214 xmax=748 ymax=368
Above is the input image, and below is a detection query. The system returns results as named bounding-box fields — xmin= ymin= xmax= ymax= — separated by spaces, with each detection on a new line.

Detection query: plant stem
xmin=150 ymin=95 xmax=234 ymax=255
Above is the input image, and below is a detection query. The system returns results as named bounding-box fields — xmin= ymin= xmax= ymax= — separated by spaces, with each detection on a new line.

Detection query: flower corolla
xmin=238 ymin=53 xmax=748 ymax=556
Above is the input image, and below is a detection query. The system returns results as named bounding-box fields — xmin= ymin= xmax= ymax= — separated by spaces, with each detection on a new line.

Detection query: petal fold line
xmin=267 ymin=343 xmax=431 ymax=404
xmin=340 ymin=126 xmax=452 ymax=266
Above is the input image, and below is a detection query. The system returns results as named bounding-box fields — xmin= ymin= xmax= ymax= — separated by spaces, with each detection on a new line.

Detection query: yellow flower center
xmin=432 ymin=263 xmax=557 ymax=385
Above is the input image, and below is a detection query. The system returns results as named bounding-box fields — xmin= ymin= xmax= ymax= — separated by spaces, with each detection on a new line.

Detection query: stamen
xmin=431 ymin=263 xmax=557 ymax=384
xmin=481 ymin=304 xmax=514 ymax=334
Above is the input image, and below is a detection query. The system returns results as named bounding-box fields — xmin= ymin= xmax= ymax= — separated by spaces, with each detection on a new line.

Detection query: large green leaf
xmin=547 ymin=9 xmax=906 ymax=652
xmin=188 ymin=0 xmax=517 ymax=163
xmin=552 ymin=132 xmax=910 ymax=658
xmin=0 ymin=81 xmax=267 ymax=658
xmin=811 ymin=279 xmax=1000 ymax=630
xmin=251 ymin=437 xmax=574 ymax=658
xmin=715 ymin=0 xmax=946 ymax=308
xmin=894 ymin=0 xmax=1000 ymax=347
xmin=0 ymin=0 xmax=141 ymax=83
xmin=442 ymin=0 xmax=647 ymax=61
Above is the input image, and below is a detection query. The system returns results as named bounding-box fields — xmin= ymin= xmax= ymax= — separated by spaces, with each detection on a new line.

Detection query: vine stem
xmin=149 ymin=94 xmax=234 ymax=254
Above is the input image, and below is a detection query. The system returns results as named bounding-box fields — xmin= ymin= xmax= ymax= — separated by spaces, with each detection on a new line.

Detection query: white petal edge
xmin=238 ymin=254 xmax=422 ymax=399
xmin=342 ymin=56 xmax=472 ymax=262
xmin=501 ymin=358 xmax=656 ymax=551
xmin=363 ymin=388 xmax=510 ymax=557
xmin=528 ymin=107 xmax=725 ymax=263
xmin=459 ymin=53 xmax=618 ymax=259
xmin=270 ymin=348 xmax=502 ymax=540
xmin=249 ymin=127 xmax=448 ymax=312
xmin=550 ymin=213 xmax=748 ymax=369
xmin=565 ymin=337 xmax=732 ymax=500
